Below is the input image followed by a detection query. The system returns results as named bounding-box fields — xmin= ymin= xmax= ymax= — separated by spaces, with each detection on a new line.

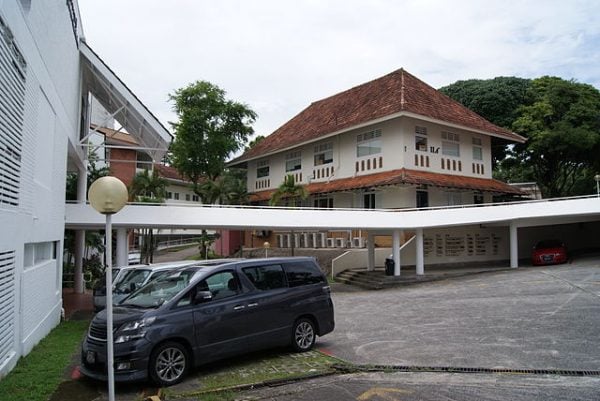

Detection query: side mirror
xmin=194 ymin=291 xmax=213 ymax=304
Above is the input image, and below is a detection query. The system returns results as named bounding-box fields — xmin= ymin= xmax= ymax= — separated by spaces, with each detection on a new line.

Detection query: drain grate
xmin=334 ymin=364 xmax=600 ymax=377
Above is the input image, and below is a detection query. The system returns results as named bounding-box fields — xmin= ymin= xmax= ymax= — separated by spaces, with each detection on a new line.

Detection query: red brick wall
xmin=109 ymin=148 xmax=136 ymax=187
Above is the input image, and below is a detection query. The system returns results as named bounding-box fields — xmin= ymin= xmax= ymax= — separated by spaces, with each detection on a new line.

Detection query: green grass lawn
xmin=0 ymin=319 xmax=89 ymax=401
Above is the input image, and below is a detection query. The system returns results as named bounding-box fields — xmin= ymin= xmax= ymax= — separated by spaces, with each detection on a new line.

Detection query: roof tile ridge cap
xmin=400 ymin=68 xmax=406 ymax=109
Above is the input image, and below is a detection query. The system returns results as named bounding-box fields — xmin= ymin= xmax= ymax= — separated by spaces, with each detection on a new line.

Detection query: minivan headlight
xmin=114 ymin=316 xmax=156 ymax=343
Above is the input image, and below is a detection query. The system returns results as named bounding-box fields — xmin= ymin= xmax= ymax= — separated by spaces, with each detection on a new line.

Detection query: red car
xmin=532 ymin=240 xmax=568 ymax=266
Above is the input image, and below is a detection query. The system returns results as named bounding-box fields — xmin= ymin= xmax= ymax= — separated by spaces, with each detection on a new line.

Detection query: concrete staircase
xmin=335 ymin=268 xmax=407 ymax=290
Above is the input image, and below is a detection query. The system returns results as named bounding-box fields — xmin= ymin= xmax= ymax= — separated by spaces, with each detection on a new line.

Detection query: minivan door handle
xmin=247 ymin=302 xmax=258 ymax=308
xmin=233 ymin=305 xmax=245 ymax=311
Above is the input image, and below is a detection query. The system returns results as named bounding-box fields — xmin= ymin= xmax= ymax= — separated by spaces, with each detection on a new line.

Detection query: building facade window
xmin=314 ymin=197 xmax=333 ymax=208
xmin=357 ymin=129 xmax=382 ymax=157
xmin=415 ymin=126 xmax=427 ymax=151
xmin=416 ymin=190 xmax=429 ymax=208
xmin=174 ymin=192 xmax=179 ymax=200
xmin=441 ymin=131 xmax=460 ymax=157
xmin=472 ymin=137 xmax=483 ymax=160
xmin=256 ymin=159 xmax=270 ymax=178
xmin=192 ymin=195 xmax=199 ymax=202
xmin=185 ymin=194 xmax=190 ymax=201
xmin=166 ymin=191 xmax=172 ymax=199
xmin=314 ymin=142 xmax=333 ymax=166
xmin=285 ymin=151 xmax=302 ymax=172
xmin=363 ymin=193 xmax=376 ymax=209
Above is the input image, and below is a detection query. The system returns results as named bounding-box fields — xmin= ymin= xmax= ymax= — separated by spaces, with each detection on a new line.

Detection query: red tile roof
xmin=249 ymin=168 xmax=524 ymax=202
xmin=92 ymin=125 xmax=139 ymax=146
xmin=234 ymin=69 xmax=525 ymax=164
xmin=154 ymin=164 xmax=186 ymax=182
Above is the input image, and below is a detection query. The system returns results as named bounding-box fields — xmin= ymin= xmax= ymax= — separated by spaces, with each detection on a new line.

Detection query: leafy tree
xmin=507 ymin=76 xmax=600 ymax=197
xmin=245 ymin=135 xmax=265 ymax=151
xmin=269 ymin=175 xmax=309 ymax=256
xmin=129 ymin=168 xmax=167 ymax=263
xmin=169 ymin=80 xmax=257 ymax=189
xmin=439 ymin=77 xmax=531 ymax=166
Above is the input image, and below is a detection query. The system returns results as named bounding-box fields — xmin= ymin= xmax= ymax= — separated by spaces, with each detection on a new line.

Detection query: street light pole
xmin=595 ymin=174 xmax=600 ymax=197
xmin=88 ymin=176 xmax=128 ymax=401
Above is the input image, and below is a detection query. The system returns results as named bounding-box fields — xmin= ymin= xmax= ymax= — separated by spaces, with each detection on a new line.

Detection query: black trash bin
xmin=385 ymin=257 xmax=394 ymax=276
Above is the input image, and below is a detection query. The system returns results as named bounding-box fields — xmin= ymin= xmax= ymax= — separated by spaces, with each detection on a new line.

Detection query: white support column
xmin=286 ymin=234 xmax=291 ymax=248
xmin=312 ymin=233 xmax=318 ymax=248
xmin=74 ymin=165 xmax=88 ymax=293
xmin=294 ymin=233 xmax=300 ymax=249
xmin=74 ymin=230 xmax=85 ymax=293
xmin=416 ymin=228 xmax=424 ymax=276
xmin=392 ymin=230 xmax=401 ymax=276
xmin=367 ymin=231 xmax=375 ymax=271
xmin=116 ymin=228 xmax=128 ymax=267
xmin=510 ymin=221 xmax=519 ymax=268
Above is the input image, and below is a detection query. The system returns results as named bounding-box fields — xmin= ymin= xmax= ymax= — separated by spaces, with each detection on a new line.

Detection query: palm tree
xmin=129 ymin=168 xmax=167 ymax=263
xmin=194 ymin=169 xmax=249 ymax=258
xmin=129 ymin=168 xmax=166 ymax=202
xmin=269 ymin=175 xmax=309 ymax=255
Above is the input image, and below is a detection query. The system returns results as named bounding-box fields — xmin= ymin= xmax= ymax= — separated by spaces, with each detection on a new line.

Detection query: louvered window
xmin=0 ymin=250 xmax=16 ymax=366
xmin=0 ymin=16 xmax=26 ymax=207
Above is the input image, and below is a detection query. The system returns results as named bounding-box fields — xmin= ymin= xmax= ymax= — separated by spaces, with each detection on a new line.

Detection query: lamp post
xmin=88 ymin=176 xmax=128 ymax=401
xmin=263 ymin=241 xmax=270 ymax=258
xmin=595 ymin=174 xmax=600 ymax=197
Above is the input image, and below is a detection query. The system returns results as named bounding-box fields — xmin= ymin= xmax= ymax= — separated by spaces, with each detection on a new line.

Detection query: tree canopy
xmin=169 ymin=80 xmax=257 ymax=198
xmin=506 ymin=76 xmax=600 ymax=197
xmin=439 ymin=77 xmax=531 ymax=166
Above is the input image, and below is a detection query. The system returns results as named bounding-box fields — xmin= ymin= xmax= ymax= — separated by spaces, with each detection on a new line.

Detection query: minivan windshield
xmin=114 ymin=269 xmax=151 ymax=294
xmin=120 ymin=270 xmax=197 ymax=308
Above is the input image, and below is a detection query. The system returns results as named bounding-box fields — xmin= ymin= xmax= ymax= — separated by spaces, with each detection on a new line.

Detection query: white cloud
xmin=78 ymin=0 xmax=600 ymax=138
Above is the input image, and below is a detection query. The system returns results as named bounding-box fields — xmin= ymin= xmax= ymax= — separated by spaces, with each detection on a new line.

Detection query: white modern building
xmin=0 ymin=0 xmax=170 ymax=377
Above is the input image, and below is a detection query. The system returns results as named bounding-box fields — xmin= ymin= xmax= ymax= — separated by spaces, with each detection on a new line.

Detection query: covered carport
xmin=65 ymin=196 xmax=600 ymax=278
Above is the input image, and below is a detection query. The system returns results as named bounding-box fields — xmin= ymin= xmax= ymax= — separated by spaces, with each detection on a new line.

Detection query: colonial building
xmin=230 ymin=69 xmax=526 ymax=248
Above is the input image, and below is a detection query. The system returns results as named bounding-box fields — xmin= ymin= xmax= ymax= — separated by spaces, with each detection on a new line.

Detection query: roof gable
xmin=234 ymin=69 xmax=525 ymax=163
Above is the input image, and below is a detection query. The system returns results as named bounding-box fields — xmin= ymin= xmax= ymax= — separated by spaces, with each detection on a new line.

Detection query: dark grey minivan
xmin=80 ymin=257 xmax=335 ymax=386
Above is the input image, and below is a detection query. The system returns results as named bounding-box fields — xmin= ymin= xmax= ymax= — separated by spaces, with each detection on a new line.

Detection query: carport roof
xmin=249 ymin=168 xmax=524 ymax=202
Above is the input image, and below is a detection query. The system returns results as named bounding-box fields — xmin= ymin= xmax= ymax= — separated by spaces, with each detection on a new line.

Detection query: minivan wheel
xmin=292 ymin=318 xmax=316 ymax=352
xmin=149 ymin=341 xmax=189 ymax=386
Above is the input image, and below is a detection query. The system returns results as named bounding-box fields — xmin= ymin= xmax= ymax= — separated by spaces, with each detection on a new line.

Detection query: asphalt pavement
xmin=241 ymin=257 xmax=600 ymax=401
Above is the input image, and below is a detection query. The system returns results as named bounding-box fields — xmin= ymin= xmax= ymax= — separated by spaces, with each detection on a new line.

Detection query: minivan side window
xmin=176 ymin=271 xmax=240 ymax=307
xmin=285 ymin=262 xmax=325 ymax=287
xmin=242 ymin=265 xmax=286 ymax=291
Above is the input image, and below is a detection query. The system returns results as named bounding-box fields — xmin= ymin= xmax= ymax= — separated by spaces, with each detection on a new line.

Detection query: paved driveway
xmin=321 ymin=257 xmax=600 ymax=371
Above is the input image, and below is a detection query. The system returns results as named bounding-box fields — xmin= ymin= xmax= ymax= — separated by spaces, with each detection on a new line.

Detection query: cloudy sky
xmin=78 ymin=0 xmax=600 ymax=139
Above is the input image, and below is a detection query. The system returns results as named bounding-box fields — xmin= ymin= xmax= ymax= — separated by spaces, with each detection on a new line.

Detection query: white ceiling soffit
xmin=79 ymin=41 xmax=172 ymax=161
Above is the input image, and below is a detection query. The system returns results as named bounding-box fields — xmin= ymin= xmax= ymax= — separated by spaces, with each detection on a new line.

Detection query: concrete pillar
xmin=510 ymin=221 xmax=519 ymax=268
xmin=367 ymin=231 xmax=375 ymax=272
xmin=392 ymin=230 xmax=401 ymax=276
xmin=286 ymin=234 xmax=291 ymax=248
xmin=312 ymin=233 xmax=318 ymax=248
xmin=294 ymin=233 xmax=300 ymax=249
xmin=74 ymin=230 xmax=85 ymax=293
xmin=74 ymin=165 xmax=88 ymax=293
xmin=416 ymin=228 xmax=424 ymax=276
xmin=116 ymin=228 xmax=128 ymax=267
